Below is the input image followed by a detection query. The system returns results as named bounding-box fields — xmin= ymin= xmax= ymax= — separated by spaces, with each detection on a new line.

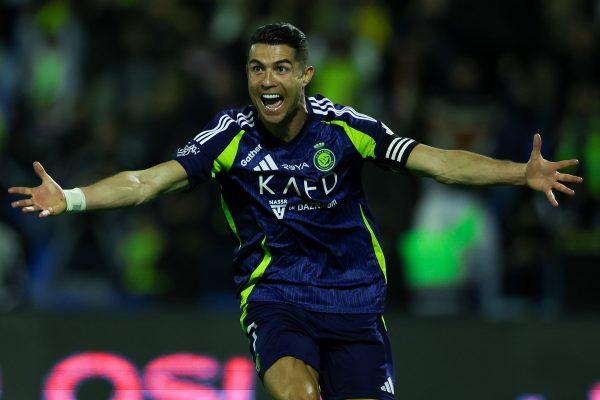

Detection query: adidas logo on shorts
xmin=380 ymin=376 xmax=394 ymax=394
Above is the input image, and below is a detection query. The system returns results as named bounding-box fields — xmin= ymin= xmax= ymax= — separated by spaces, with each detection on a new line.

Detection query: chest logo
xmin=313 ymin=148 xmax=336 ymax=172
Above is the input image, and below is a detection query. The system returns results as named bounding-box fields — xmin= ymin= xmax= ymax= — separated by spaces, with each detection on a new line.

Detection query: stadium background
xmin=0 ymin=0 xmax=598 ymax=398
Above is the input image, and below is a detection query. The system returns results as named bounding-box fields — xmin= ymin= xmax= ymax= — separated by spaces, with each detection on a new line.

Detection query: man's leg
xmin=263 ymin=356 xmax=320 ymax=400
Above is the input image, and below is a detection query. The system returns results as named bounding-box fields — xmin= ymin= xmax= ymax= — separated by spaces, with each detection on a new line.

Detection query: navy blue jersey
xmin=173 ymin=95 xmax=417 ymax=319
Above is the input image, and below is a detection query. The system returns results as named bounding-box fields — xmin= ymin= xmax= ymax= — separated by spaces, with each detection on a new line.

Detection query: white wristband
xmin=64 ymin=188 xmax=87 ymax=212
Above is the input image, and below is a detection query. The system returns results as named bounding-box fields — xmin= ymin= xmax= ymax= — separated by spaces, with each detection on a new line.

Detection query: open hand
xmin=526 ymin=134 xmax=583 ymax=207
xmin=8 ymin=161 xmax=67 ymax=217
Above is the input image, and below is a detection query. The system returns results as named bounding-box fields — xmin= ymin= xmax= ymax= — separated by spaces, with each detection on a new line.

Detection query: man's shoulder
xmin=193 ymin=105 xmax=256 ymax=145
xmin=307 ymin=95 xmax=379 ymax=128
xmin=212 ymin=104 xmax=257 ymax=130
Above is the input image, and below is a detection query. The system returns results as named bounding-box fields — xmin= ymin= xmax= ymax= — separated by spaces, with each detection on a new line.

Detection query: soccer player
xmin=9 ymin=23 xmax=582 ymax=399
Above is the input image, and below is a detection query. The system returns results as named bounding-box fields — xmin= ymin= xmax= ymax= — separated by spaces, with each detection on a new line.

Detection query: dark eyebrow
xmin=248 ymin=59 xmax=293 ymax=66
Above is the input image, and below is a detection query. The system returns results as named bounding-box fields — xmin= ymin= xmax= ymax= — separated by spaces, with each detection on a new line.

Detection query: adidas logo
xmin=253 ymin=155 xmax=279 ymax=171
xmin=380 ymin=377 xmax=394 ymax=395
xmin=269 ymin=199 xmax=287 ymax=220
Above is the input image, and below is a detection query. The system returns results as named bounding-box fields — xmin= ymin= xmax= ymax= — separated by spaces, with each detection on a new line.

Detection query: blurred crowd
xmin=0 ymin=0 xmax=598 ymax=317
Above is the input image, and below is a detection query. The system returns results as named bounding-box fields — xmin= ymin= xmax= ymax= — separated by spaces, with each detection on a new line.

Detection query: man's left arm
xmin=406 ymin=133 xmax=583 ymax=207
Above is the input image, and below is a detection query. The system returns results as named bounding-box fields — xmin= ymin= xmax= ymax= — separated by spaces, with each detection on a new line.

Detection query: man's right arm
xmin=83 ymin=160 xmax=189 ymax=209
xmin=8 ymin=160 xmax=189 ymax=217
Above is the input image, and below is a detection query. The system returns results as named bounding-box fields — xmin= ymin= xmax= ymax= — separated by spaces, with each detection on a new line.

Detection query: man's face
xmin=247 ymin=43 xmax=313 ymax=126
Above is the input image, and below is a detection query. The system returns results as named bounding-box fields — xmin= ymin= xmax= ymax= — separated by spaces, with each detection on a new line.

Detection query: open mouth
xmin=261 ymin=94 xmax=284 ymax=111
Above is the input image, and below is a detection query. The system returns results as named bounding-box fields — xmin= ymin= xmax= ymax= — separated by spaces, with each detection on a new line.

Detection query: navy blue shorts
xmin=242 ymin=302 xmax=395 ymax=399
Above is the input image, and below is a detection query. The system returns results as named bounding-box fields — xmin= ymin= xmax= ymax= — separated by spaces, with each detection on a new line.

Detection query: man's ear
xmin=302 ymin=66 xmax=314 ymax=86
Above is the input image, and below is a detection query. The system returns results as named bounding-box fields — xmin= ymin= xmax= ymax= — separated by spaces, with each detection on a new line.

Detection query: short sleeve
xmin=172 ymin=111 xmax=244 ymax=189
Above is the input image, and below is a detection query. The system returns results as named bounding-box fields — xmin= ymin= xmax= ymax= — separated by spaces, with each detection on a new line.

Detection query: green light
xmin=118 ymin=224 xmax=166 ymax=295
xmin=36 ymin=0 xmax=69 ymax=35
xmin=32 ymin=50 xmax=63 ymax=106
xmin=556 ymin=112 xmax=600 ymax=198
xmin=310 ymin=58 xmax=360 ymax=105
xmin=399 ymin=207 xmax=482 ymax=287
xmin=584 ymin=129 xmax=600 ymax=197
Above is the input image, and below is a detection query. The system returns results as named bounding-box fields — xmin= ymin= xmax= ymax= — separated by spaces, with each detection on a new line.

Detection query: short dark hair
xmin=249 ymin=22 xmax=309 ymax=66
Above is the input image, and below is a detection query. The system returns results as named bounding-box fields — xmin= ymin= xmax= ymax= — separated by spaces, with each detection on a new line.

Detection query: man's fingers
xmin=555 ymin=159 xmax=580 ymax=170
xmin=11 ymin=199 xmax=33 ymax=209
xmin=554 ymin=182 xmax=575 ymax=196
xmin=33 ymin=161 xmax=50 ymax=182
xmin=19 ymin=203 xmax=54 ymax=217
xmin=546 ymin=189 xmax=559 ymax=207
xmin=557 ymin=172 xmax=583 ymax=183
xmin=532 ymin=133 xmax=542 ymax=155
xmin=7 ymin=187 xmax=32 ymax=196
xmin=22 ymin=205 xmax=41 ymax=213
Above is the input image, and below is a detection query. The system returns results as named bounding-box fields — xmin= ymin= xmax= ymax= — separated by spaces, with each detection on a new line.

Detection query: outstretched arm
xmin=8 ymin=160 xmax=189 ymax=217
xmin=406 ymin=133 xmax=583 ymax=207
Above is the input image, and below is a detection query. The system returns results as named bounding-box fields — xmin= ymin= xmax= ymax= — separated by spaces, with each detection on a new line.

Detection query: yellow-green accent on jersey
xmin=239 ymin=235 xmax=272 ymax=329
xmin=212 ymin=129 xmax=245 ymax=177
xmin=359 ymin=204 xmax=387 ymax=283
xmin=220 ymin=195 xmax=241 ymax=247
xmin=327 ymin=120 xmax=377 ymax=159
xmin=213 ymin=130 xmax=244 ymax=247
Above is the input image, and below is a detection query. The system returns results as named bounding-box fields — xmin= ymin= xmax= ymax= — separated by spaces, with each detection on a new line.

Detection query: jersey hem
xmin=245 ymin=298 xmax=385 ymax=315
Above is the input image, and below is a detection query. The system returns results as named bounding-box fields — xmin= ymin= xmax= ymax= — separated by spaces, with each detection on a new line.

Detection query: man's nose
xmin=261 ymin=69 xmax=275 ymax=87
